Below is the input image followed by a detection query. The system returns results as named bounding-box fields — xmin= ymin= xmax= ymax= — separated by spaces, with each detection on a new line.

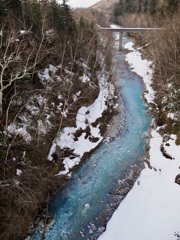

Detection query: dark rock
xmin=160 ymin=144 xmax=173 ymax=160
xmin=175 ymin=174 xmax=180 ymax=185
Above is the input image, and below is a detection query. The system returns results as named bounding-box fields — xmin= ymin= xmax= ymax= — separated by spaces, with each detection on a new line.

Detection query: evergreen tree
xmin=114 ymin=0 xmax=124 ymax=17
xmin=149 ymin=0 xmax=157 ymax=15
xmin=166 ymin=0 xmax=178 ymax=13
xmin=79 ymin=15 xmax=85 ymax=27
xmin=7 ymin=0 xmax=21 ymax=9
xmin=125 ymin=0 xmax=133 ymax=13
xmin=21 ymin=0 xmax=42 ymax=31
xmin=114 ymin=5 xmax=119 ymax=19
xmin=49 ymin=0 xmax=75 ymax=32
xmin=144 ymin=0 xmax=148 ymax=13
xmin=137 ymin=0 xmax=142 ymax=13
xmin=0 ymin=0 xmax=21 ymax=16
xmin=0 ymin=0 xmax=6 ymax=16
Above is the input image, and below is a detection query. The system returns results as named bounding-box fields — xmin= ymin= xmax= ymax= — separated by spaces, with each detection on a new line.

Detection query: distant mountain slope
xmin=90 ymin=0 xmax=118 ymax=11
xmin=90 ymin=0 xmax=118 ymax=21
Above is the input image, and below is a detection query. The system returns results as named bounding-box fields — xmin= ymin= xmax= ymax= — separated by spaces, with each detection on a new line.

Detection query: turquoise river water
xmin=31 ymin=38 xmax=152 ymax=240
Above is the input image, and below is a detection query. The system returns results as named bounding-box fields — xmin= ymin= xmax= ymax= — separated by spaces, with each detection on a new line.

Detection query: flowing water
xmin=31 ymin=38 xmax=151 ymax=240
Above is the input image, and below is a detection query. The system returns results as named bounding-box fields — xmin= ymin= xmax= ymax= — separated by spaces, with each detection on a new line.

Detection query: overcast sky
xmin=59 ymin=0 xmax=101 ymax=8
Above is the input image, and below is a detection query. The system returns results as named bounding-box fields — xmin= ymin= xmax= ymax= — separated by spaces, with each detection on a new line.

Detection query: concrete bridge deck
xmin=98 ymin=27 xmax=164 ymax=32
xmin=98 ymin=26 xmax=165 ymax=50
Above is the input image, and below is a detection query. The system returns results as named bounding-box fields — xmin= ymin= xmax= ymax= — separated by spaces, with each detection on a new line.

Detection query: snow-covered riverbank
xmin=98 ymin=41 xmax=180 ymax=240
xmin=48 ymin=72 xmax=115 ymax=176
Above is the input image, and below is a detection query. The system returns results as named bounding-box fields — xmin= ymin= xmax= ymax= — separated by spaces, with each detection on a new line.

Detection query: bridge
xmin=98 ymin=26 xmax=165 ymax=51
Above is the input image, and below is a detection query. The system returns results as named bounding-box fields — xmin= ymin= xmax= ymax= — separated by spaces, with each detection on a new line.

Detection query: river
xmin=31 ymin=35 xmax=151 ymax=240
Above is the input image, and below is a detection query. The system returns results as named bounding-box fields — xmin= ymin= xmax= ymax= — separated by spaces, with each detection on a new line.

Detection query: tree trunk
xmin=0 ymin=90 xmax=2 ymax=117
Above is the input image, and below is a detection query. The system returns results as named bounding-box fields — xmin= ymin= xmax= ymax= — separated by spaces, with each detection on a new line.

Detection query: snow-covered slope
xmin=48 ymin=72 xmax=114 ymax=176
xmin=91 ymin=0 xmax=118 ymax=10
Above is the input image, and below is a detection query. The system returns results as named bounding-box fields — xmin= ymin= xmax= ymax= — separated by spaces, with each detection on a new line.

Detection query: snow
xmin=98 ymin=41 xmax=180 ymax=240
xmin=77 ymin=75 xmax=110 ymax=127
xmin=76 ymin=91 xmax=81 ymax=96
xmin=49 ymin=64 xmax=58 ymax=73
xmin=58 ymin=0 xmax=101 ymax=8
xmin=6 ymin=93 xmax=52 ymax=144
xmin=20 ymin=30 xmax=32 ymax=35
xmin=110 ymin=24 xmax=121 ymax=44
xmin=25 ymin=103 xmax=39 ymax=116
xmin=110 ymin=24 xmax=122 ymax=29
xmin=37 ymin=120 xmax=48 ymax=135
xmin=20 ymin=30 xmax=26 ymax=35
xmin=48 ymin=73 xmax=114 ymax=175
xmin=124 ymin=42 xmax=155 ymax=104
xmin=36 ymin=95 xmax=45 ymax=106
xmin=167 ymin=112 xmax=179 ymax=121
xmin=38 ymin=67 xmax=53 ymax=86
xmin=6 ymin=123 xmax=32 ymax=142
xmin=79 ymin=74 xmax=90 ymax=83
xmin=16 ymin=169 xmax=22 ymax=176
xmin=98 ymin=129 xmax=180 ymax=240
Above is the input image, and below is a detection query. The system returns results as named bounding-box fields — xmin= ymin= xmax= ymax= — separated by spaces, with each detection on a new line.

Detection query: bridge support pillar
xmin=119 ymin=32 xmax=123 ymax=51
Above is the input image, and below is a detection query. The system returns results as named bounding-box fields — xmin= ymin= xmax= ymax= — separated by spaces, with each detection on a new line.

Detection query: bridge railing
xmin=97 ymin=25 xmax=165 ymax=50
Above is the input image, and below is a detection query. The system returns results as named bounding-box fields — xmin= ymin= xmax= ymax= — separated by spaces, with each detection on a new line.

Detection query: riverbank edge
xmin=27 ymin=68 xmax=126 ymax=237
xmin=98 ymin=33 xmax=180 ymax=240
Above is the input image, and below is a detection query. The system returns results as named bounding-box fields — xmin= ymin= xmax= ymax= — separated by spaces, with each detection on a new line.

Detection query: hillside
xmin=90 ymin=0 xmax=119 ymax=20
xmin=0 ymin=1 xmax=114 ymax=239
xmin=91 ymin=0 xmax=118 ymax=9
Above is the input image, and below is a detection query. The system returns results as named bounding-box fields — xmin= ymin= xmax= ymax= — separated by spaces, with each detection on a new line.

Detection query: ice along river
xmin=31 ymin=38 xmax=152 ymax=240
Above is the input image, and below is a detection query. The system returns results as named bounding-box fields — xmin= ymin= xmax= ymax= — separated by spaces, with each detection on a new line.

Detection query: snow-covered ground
xmin=98 ymin=41 xmax=180 ymax=240
xmin=48 ymin=73 xmax=114 ymax=176
xmin=124 ymin=42 xmax=155 ymax=104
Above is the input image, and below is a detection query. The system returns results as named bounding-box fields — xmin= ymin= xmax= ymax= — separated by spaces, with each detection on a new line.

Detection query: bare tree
xmin=0 ymin=26 xmax=36 ymax=116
